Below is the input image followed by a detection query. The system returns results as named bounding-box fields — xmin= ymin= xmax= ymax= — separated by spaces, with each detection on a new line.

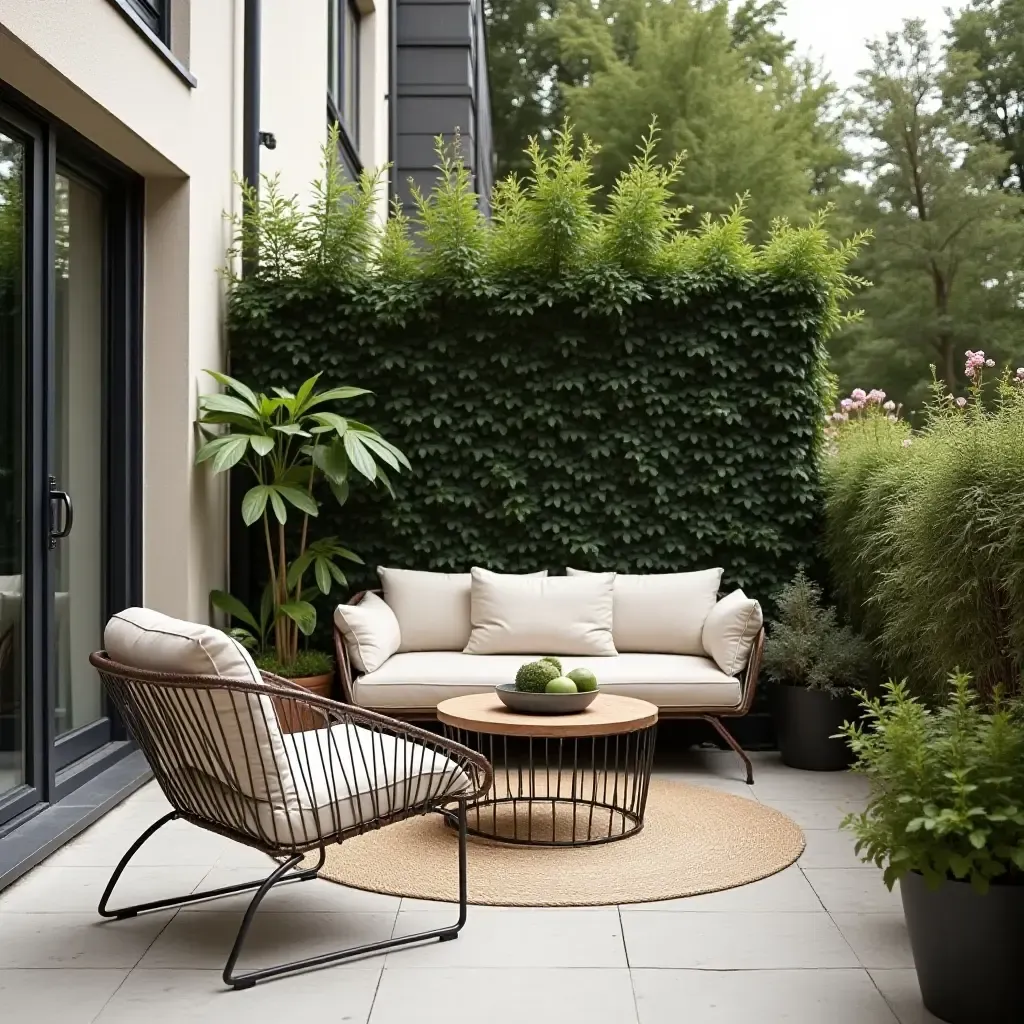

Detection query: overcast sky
xmin=777 ymin=0 xmax=956 ymax=87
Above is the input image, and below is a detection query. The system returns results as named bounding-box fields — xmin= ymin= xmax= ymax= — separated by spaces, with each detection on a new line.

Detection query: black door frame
xmin=0 ymin=82 xmax=143 ymax=831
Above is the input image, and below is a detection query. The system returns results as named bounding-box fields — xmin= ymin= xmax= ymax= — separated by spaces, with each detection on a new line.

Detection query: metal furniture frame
xmin=438 ymin=693 xmax=658 ymax=846
xmin=335 ymin=591 xmax=765 ymax=784
xmin=89 ymin=652 xmax=492 ymax=989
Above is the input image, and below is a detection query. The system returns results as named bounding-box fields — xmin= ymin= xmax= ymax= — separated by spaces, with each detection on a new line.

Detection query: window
xmin=328 ymin=0 xmax=360 ymax=156
xmin=125 ymin=0 xmax=168 ymax=42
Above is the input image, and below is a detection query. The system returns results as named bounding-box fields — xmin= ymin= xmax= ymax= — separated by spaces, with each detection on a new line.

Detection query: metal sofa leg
xmin=224 ymin=799 xmax=471 ymax=989
xmin=98 ymin=812 xmax=323 ymax=920
xmin=702 ymin=716 xmax=754 ymax=785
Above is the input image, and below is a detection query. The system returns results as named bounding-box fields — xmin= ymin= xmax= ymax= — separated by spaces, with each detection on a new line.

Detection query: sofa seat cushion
xmin=352 ymin=652 xmax=742 ymax=711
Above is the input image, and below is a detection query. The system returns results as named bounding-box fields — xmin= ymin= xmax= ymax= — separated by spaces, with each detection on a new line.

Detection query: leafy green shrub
xmin=841 ymin=674 xmax=1024 ymax=893
xmin=824 ymin=360 xmax=1024 ymax=698
xmin=228 ymin=125 xmax=867 ymax=604
xmin=762 ymin=570 xmax=872 ymax=694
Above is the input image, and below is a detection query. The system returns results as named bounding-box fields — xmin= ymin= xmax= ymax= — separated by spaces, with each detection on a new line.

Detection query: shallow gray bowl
xmin=494 ymin=682 xmax=599 ymax=715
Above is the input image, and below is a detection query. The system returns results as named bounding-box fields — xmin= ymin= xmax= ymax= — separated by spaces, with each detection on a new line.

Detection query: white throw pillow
xmin=464 ymin=568 xmax=617 ymax=656
xmin=103 ymin=607 xmax=296 ymax=807
xmin=378 ymin=567 xmax=546 ymax=652
xmin=701 ymin=589 xmax=763 ymax=676
xmin=333 ymin=592 xmax=401 ymax=674
xmin=567 ymin=567 xmax=723 ymax=655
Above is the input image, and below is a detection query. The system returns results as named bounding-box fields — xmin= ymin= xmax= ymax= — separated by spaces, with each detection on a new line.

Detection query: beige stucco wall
xmin=360 ymin=0 xmax=391 ymax=220
xmin=0 ymin=0 xmax=390 ymax=622
xmin=260 ymin=0 xmax=330 ymax=207
xmin=260 ymin=0 xmax=391 ymax=220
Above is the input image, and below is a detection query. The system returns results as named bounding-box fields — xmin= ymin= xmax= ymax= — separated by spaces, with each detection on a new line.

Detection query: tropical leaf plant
xmin=195 ymin=370 xmax=408 ymax=672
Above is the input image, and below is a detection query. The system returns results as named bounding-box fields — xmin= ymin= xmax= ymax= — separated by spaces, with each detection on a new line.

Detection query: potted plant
xmin=763 ymin=570 xmax=870 ymax=770
xmin=194 ymin=370 xmax=407 ymax=724
xmin=841 ymin=676 xmax=1024 ymax=1024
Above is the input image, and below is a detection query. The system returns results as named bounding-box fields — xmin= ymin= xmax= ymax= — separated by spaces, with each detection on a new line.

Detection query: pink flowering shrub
xmin=824 ymin=356 xmax=1024 ymax=701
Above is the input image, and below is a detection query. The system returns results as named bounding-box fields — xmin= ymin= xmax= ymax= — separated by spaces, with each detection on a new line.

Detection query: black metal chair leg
xmin=224 ymin=800 xmax=471 ymax=990
xmin=703 ymin=716 xmax=755 ymax=785
xmin=98 ymin=814 xmax=324 ymax=920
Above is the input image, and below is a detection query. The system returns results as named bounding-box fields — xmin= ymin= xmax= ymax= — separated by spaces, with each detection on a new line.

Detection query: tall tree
xmin=485 ymin=0 xmax=565 ymax=180
xmin=832 ymin=19 xmax=1024 ymax=403
xmin=558 ymin=0 xmax=843 ymax=227
xmin=945 ymin=0 xmax=1024 ymax=191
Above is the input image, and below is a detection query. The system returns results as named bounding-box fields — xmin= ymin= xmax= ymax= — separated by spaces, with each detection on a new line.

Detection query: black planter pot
xmin=901 ymin=870 xmax=1024 ymax=1023
xmin=773 ymin=684 xmax=859 ymax=771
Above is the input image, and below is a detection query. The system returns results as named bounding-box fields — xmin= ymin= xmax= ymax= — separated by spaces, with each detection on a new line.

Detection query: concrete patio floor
xmin=0 ymin=750 xmax=938 ymax=1023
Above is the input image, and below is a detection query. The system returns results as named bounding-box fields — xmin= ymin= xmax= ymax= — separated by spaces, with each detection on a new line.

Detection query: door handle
xmin=48 ymin=475 xmax=74 ymax=549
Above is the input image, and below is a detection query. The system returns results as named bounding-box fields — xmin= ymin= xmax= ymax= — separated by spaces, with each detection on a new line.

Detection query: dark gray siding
xmin=393 ymin=0 xmax=494 ymax=216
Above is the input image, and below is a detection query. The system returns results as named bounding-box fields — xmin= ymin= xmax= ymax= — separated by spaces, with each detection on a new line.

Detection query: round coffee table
xmin=437 ymin=692 xmax=658 ymax=847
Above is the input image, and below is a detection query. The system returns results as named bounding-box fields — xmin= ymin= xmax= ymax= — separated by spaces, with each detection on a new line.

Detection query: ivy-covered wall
xmin=227 ymin=127 xmax=865 ymax=603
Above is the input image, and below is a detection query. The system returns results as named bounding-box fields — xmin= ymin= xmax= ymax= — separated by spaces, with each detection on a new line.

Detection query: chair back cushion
xmin=334 ymin=592 xmax=401 ymax=674
xmin=103 ymin=607 xmax=296 ymax=806
xmin=701 ymin=589 xmax=763 ymax=676
xmin=378 ymin=567 xmax=546 ymax=652
xmin=464 ymin=568 xmax=617 ymax=655
xmin=567 ymin=567 xmax=723 ymax=655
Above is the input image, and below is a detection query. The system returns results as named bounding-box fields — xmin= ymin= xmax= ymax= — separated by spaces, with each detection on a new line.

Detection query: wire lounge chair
xmin=89 ymin=608 xmax=492 ymax=989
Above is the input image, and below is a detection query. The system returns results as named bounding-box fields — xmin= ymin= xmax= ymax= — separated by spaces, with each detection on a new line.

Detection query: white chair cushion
xmin=103 ymin=607 xmax=296 ymax=807
xmin=464 ymin=568 xmax=616 ymax=656
xmin=567 ymin=567 xmax=723 ymax=655
xmin=378 ymin=567 xmax=547 ymax=652
xmin=194 ymin=722 xmax=473 ymax=847
xmin=353 ymin=651 xmax=741 ymax=710
xmin=702 ymin=589 xmax=763 ymax=676
xmin=334 ymin=593 xmax=401 ymax=674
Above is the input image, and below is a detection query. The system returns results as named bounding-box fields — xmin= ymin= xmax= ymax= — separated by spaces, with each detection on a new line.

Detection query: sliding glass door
xmin=0 ymin=91 xmax=142 ymax=831
xmin=52 ymin=169 xmax=109 ymax=767
xmin=0 ymin=128 xmax=26 ymax=807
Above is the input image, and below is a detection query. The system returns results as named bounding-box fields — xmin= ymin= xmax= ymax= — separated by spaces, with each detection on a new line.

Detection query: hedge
xmin=227 ymin=126 xmax=866 ymax=605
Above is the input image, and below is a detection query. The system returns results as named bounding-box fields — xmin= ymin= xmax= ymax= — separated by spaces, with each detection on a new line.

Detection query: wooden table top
xmin=436 ymin=692 xmax=659 ymax=738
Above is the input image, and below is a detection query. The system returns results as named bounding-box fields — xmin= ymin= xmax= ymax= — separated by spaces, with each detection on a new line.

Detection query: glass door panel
xmin=52 ymin=170 xmax=106 ymax=743
xmin=0 ymin=129 xmax=25 ymax=800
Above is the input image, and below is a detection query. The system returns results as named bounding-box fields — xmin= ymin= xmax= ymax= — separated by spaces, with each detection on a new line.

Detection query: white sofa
xmin=333 ymin=567 xmax=765 ymax=782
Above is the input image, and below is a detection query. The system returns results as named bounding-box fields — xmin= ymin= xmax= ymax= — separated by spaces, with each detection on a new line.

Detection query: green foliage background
xmin=227 ymin=129 xmax=865 ymax=605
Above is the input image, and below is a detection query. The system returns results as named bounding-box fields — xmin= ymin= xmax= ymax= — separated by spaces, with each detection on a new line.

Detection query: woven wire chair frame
xmin=88 ymin=651 xmax=492 ymax=989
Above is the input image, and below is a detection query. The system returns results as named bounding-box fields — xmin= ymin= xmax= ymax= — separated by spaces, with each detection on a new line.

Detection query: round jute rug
xmin=313 ymin=779 xmax=805 ymax=907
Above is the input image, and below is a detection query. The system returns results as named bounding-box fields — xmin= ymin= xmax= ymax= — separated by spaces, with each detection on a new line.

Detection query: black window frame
xmin=124 ymin=0 xmax=168 ymax=43
xmin=327 ymin=0 xmax=363 ymax=179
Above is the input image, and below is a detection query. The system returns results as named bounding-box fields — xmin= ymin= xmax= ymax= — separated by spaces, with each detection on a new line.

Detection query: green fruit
xmin=566 ymin=668 xmax=598 ymax=692
xmin=545 ymin=676 xmax=578 ymax=694
xmin=515 ymin=660 xmax=561 ymax=692
xmin=541 ymin=656 xmax=562 ymax=673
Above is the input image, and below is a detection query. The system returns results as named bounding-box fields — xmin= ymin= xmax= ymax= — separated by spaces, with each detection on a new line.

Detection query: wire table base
xmin=441 ymin=726 xmax=658 ymax=847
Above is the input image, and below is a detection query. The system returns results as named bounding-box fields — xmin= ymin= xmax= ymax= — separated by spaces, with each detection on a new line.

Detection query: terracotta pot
xmin=273 ymin=671 xmax=335 ymax=734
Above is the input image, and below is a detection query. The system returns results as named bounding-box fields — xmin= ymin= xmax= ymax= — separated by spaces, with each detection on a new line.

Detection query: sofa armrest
xmin=333 ymin=590 xmax=379 ymax=704
xmin=735 ymin=627 xmax=764 ymax=715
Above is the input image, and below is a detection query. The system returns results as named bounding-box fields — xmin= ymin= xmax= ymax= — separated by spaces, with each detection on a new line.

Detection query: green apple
xmin=566 ymin=668 xmax=598 ymax=692
xmin=545 ymin=676 xmax=578 ymax=694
